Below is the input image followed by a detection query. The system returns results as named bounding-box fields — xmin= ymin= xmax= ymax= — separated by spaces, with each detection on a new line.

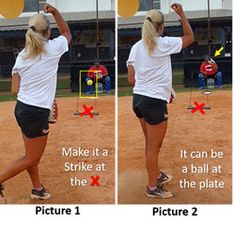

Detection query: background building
xmin=0 ymin=0 xmax=115 ymax=91
xmin=118 ymin=0 xmax=232 ymax=86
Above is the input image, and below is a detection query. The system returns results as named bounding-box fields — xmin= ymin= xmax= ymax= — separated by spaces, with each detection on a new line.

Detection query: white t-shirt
xmin=127 ymin=36 xmax=182 ymax=102
xmin=12 ymin=35 xmax=68 ymax=110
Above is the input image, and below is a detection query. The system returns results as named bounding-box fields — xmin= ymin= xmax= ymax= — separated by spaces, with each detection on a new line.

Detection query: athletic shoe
xmin=146 ymin=185 xmax=173 ymax=199
xmin=157 ymin=171 xmax=173 ymax=185
xmin=31 ymin=186 xmax=51 ymax=200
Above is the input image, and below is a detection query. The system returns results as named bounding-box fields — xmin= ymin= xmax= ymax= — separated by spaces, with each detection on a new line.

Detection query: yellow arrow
xmin=214 ymin=47 xmax=224 ymax=57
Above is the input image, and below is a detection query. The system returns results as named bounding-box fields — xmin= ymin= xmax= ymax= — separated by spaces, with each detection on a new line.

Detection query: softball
xmin=87 ymin=79 xmax=93 ymax=86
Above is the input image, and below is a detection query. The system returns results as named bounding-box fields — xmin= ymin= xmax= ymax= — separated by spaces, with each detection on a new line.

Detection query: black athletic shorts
xmin=133 ymin=94 xmax=168 ymax=125
xmin=14 ymin=100 xmax=50 ymax=138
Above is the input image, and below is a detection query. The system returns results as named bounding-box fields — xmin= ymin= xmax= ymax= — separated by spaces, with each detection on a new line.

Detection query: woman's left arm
xmin=11 ymin=73 xmax=20 ymax=95
xmin=128 ymin=65 xmax=135 ymax=86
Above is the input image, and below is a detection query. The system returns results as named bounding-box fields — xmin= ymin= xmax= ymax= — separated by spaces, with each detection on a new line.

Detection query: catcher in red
xmin=86 ymin=61 xmax=111 ymax=94
xmin=198 ymin=55 xmax=223 ymax=89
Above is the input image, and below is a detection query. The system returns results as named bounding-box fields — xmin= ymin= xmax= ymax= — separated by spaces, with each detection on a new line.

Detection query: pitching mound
xmin=118 ymin=90 xmax=232 ymax=204
xmin=0 ymin=96 xmax=115 ymax=204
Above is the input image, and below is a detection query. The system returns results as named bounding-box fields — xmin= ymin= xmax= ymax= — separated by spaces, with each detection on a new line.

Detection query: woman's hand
xmin=171 ymin=3 xmax=184 ymax=17
xmin=43 ymin=3 xmax=72 ymax=44
xmin=171 ymin=3 xmax=194 ymax=48
xmin=43 ymin=3 xmax=56 ymax=14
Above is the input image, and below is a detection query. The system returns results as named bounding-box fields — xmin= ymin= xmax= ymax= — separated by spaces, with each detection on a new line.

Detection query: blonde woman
xmin=0 ymin=4 xmax=71 ymax=203
xmin=127 ymin=3 xmax=194 ymax=198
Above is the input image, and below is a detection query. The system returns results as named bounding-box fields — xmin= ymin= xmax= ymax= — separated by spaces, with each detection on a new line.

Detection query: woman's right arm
xmin=44 ymin=4 xmax=72 ymax=45
xmin=128 ymin=65 xmax=135 ymax=86
xmin=171 ymin=3 xmax=194 ymax=48
xmin=11 ymin=73 xmax=20 ymax=96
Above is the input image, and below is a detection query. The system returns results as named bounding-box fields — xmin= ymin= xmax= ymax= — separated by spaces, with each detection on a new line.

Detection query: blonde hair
xmin=24 ymin=13 xmax=50 ymax=59
xmin=142 ymin=9 xmax=164 ymax=55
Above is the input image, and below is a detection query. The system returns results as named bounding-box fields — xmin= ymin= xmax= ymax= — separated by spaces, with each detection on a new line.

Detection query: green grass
xmin=57 ymin=79 xmax=71 ymax=89
xmin=118 ymin=71 xmax=184 ymax=87
xmin=118 ymin=83 xmax=232 ymax=97
xmin=0 ymin=77 xmax=115 ymax=102
xmin=118 ymin=75 xmax=129 ymax=87
xmin=0 ymin=95 xmax=16 ymax=102
xmin=118 ymin=72 xmax=185 ymax=97
xmin=0 ymin=90 xmax=80 ymax=102
xmin=0 ymin=74 xmax=231 ymax=101
xmin=118 ymin=85 xmax=232 ymax=97
xmin=118 ymin=73 xmax=232 ymax=97
xmin=0 ymin=77 xmax=73 ymax=102
xmin=118 ymin=87 xmax=133 ymax=97
xmin=0 ymin=77 xmax=71 ymax=91
xmin=172 ymin=71 xmax=184 ymax=85
xmin=0 ymin=80 xmax=11 ymax=91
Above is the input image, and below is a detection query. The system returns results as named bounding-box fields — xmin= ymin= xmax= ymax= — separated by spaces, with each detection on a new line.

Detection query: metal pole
xmin=208 ymin=0 xmax=211 ymax=56
xmin=96 ymin=0 xmax=99 ymax=61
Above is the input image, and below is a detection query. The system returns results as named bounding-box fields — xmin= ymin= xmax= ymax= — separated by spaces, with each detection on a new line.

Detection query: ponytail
xmin=24 ymin=13 xmax=50 ymax=59
xmin=142 ymin=10 xmax=164 ymax=55
xmin=142 ymin=19 xmax=157 ymax=55
xmin=25 ymin=29 xmax=47 ymax=59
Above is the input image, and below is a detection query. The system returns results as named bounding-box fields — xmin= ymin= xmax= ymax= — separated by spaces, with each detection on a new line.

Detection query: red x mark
xmin=80 ymin=105 xmax=94 ymax=118
xmin=90 ymin=176 xmax=100 ymax=186
xmin=192 ymin=101 xmax=205 ymax=115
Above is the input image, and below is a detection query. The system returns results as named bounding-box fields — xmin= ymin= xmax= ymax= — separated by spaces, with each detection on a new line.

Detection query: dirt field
xmin=118 ymin=90 xmax=232 ymax=204
xmin=0 ymin=96 xmax=115 ymax=204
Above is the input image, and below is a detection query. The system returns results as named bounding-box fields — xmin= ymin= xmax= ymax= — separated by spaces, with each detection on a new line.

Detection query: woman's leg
xmin=145 ymin=121 xmax=168 ymax=187
xmin=139 ymin=118 xmax=148 ymax=154
xmin=0 ymin=134 xmax=48 ymax=185
xmin=27 ymin=166 xmax=41 ymax=189
xmin=23 ymin=134 xmax=48 ymax=189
